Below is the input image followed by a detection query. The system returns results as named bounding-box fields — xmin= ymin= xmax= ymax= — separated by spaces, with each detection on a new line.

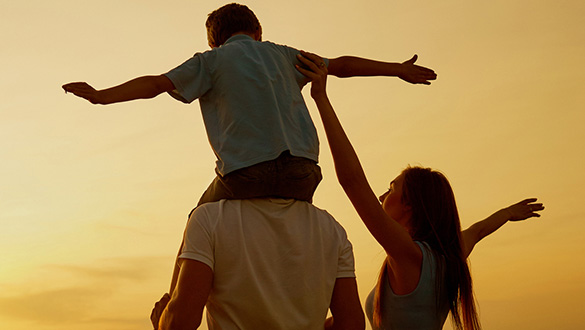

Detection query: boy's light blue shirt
xmin=165 ymin=34 xmax=328 ymax=176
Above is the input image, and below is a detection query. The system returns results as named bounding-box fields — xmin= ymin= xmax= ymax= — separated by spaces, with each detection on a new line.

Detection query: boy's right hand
xmin=62 ymin=82 xmax=103 ymax=104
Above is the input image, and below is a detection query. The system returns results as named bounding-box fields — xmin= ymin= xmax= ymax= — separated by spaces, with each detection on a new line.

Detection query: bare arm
xmin=325 ymin=277 xmax=365 ymax=330
xmin=296 ymin=52 xmax=421 ymax=266
xmin=62 ymin=74 xmax=175 ymax=105
xmin=327 ymin=54 xmax=437 ymax=85
xmin=158 ymin=259 xmax=212 ymax=330
xmin=461 ymin=198 xmax=544 ymax=258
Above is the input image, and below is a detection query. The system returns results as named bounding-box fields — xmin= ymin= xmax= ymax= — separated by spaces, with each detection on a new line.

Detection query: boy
xmin=63 ymin=3 xmax=436 ymax=294
xmin=63 ymin=3 xmax=436 ymax=207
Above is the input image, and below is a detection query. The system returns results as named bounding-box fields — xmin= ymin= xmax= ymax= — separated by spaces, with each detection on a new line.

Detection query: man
xmin=155 ymin=198 xmax=364 ymax=330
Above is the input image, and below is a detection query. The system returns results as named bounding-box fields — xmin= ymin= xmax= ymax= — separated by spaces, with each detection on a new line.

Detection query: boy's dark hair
xmin=206 ymin=3 xmax=262 ymax=48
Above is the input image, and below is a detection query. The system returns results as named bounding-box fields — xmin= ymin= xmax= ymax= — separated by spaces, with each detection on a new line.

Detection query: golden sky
xmin=1 ymin=1 xmax=585 ymax=329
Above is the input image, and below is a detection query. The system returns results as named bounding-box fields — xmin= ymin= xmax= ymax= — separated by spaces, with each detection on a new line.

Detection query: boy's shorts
xmin=193 ymin=150 xmax=321 ymax=213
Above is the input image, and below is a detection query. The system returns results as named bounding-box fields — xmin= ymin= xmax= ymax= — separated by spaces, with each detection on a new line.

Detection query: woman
xmin=296 ymin=52 xmax=544 ymax=330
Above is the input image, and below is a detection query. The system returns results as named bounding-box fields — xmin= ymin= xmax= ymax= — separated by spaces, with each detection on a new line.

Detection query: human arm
xmin=461 ymin=198 xmax=544 ymax=258
xmin=158 ymin=258 xmax=212 ymax=330
xmin=62 ymin=74 xmax=175 ymax=105
xmin=327 ymin=54 xmax=436 ymax=85
xmin=324 ymin=277 xmax=365 ymax=330
xmin=296 ymin=52 xmax=421 ymax=268
xmin=150 ymin=293 xmax=171 ymax=329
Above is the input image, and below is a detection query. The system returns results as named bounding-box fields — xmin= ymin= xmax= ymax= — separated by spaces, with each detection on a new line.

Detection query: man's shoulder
xmin=196 ymin=199 xmax=345 ymax=234
xmin=222 ymin=199 xmax=335 ymax=220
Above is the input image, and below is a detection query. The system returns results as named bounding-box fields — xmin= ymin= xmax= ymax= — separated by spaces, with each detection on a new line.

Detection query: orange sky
xmin=2 ymin=1 xmax=585 ymax=329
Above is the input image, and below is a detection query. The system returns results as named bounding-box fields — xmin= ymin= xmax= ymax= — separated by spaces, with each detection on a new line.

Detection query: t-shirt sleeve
xmin=277 ymin=43 xmax=329 ymax=88
xmin=179 ymin=205 xmax=215 ymax=271
xmin=164 ymin=53 xmax=213 ymax=104
xmin=336 ymin=226 xmax=356 ymax=278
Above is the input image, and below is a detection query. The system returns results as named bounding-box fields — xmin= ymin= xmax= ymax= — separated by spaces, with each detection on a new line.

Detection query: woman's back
xmin=365 ymin=242 xmax=449 ymax=330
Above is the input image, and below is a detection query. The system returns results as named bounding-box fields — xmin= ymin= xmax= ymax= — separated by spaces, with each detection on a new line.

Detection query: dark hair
xmin=373 ymin=166 xmax=481 ymax=330
xmin=206 ymin=3 xmax=262 ymax=47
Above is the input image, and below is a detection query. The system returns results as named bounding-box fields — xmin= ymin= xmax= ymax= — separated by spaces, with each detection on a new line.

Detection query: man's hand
xmin=399 ymin=55 xmax=437 ymax=85
xmin=62 ymin=82 xmax=104 ymax=104
xmin=150 ymin=293 xmax=171 ymax=329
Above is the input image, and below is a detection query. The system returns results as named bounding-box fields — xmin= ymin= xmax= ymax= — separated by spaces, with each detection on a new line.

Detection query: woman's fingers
xmin=298 ymin=51 xmax=327 ymax=73
xmin=297 ymin=53 xmax=318 ymax=70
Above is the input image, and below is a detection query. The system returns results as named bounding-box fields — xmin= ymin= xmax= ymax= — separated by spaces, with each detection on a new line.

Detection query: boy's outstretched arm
xmin=327 ymin=54 xmax=437 ymax=85
xmin=461 ymin=198 xmax=545 ymax=258
xmin=62 ymin=75 xmax=175 ymax=105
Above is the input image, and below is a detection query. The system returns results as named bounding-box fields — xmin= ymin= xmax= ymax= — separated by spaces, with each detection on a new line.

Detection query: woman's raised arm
xmin=295 ymin=51 xmax=420 ymax=264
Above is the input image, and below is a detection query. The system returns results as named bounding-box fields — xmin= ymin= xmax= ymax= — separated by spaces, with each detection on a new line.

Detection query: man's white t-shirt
xmin=180 ymin=198 xmax=355 ymax=330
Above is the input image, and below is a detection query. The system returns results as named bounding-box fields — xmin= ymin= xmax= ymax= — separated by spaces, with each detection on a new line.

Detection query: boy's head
xmin=206 ymin=3 xmax=262 ymax=48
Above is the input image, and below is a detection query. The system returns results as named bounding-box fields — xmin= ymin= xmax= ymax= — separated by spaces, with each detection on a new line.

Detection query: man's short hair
xmin=206 ymin=3 xmax=262 ymax=47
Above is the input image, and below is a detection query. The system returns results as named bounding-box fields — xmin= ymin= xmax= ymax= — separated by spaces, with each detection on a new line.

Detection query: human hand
xmin=295 ymin=51 xmax=328 ymax=99
xmin=504 ymin=198 xmax=544 ymax=221
xmin=62 ymin=82 xmax=103 ymax=104
xmin=399 ymin=55 xmax=437 ymax=85
xmin=150 ymin=292 xmax=171 ymax=329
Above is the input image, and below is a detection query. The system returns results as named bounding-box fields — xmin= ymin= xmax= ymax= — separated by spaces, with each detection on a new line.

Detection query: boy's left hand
xmin=399 ymin=55 xmax=437 ymax=85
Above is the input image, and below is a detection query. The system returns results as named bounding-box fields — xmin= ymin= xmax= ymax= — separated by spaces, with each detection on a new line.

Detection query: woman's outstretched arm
xmin=461 ymin=198 xmax=544 ymax=258
xmin=295 ymin=51 xmax=420 ymax=266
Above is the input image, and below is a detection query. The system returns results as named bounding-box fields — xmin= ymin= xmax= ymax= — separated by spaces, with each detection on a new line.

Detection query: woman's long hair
xmin=373 ymin=166 xmax=480 ymax=330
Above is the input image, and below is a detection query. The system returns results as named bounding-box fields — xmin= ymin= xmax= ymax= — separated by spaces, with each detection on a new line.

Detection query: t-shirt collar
xmin=224 ymin=34 xmax=254 ymax=45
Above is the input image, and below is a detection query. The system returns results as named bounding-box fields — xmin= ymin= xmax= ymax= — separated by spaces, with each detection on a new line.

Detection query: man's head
xmin=206 ymin=3 xmax=262 ymax=48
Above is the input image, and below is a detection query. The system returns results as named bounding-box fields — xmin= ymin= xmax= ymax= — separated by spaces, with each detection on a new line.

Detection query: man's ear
xmin=254 ymin=27 xmax=262 ymax=41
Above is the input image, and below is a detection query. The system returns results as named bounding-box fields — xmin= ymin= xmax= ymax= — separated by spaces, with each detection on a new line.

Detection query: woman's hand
xmin=296 ymin=51 xmax=328 ymax=99
xmin=504 ymin=198 xmax=545 ymax=221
